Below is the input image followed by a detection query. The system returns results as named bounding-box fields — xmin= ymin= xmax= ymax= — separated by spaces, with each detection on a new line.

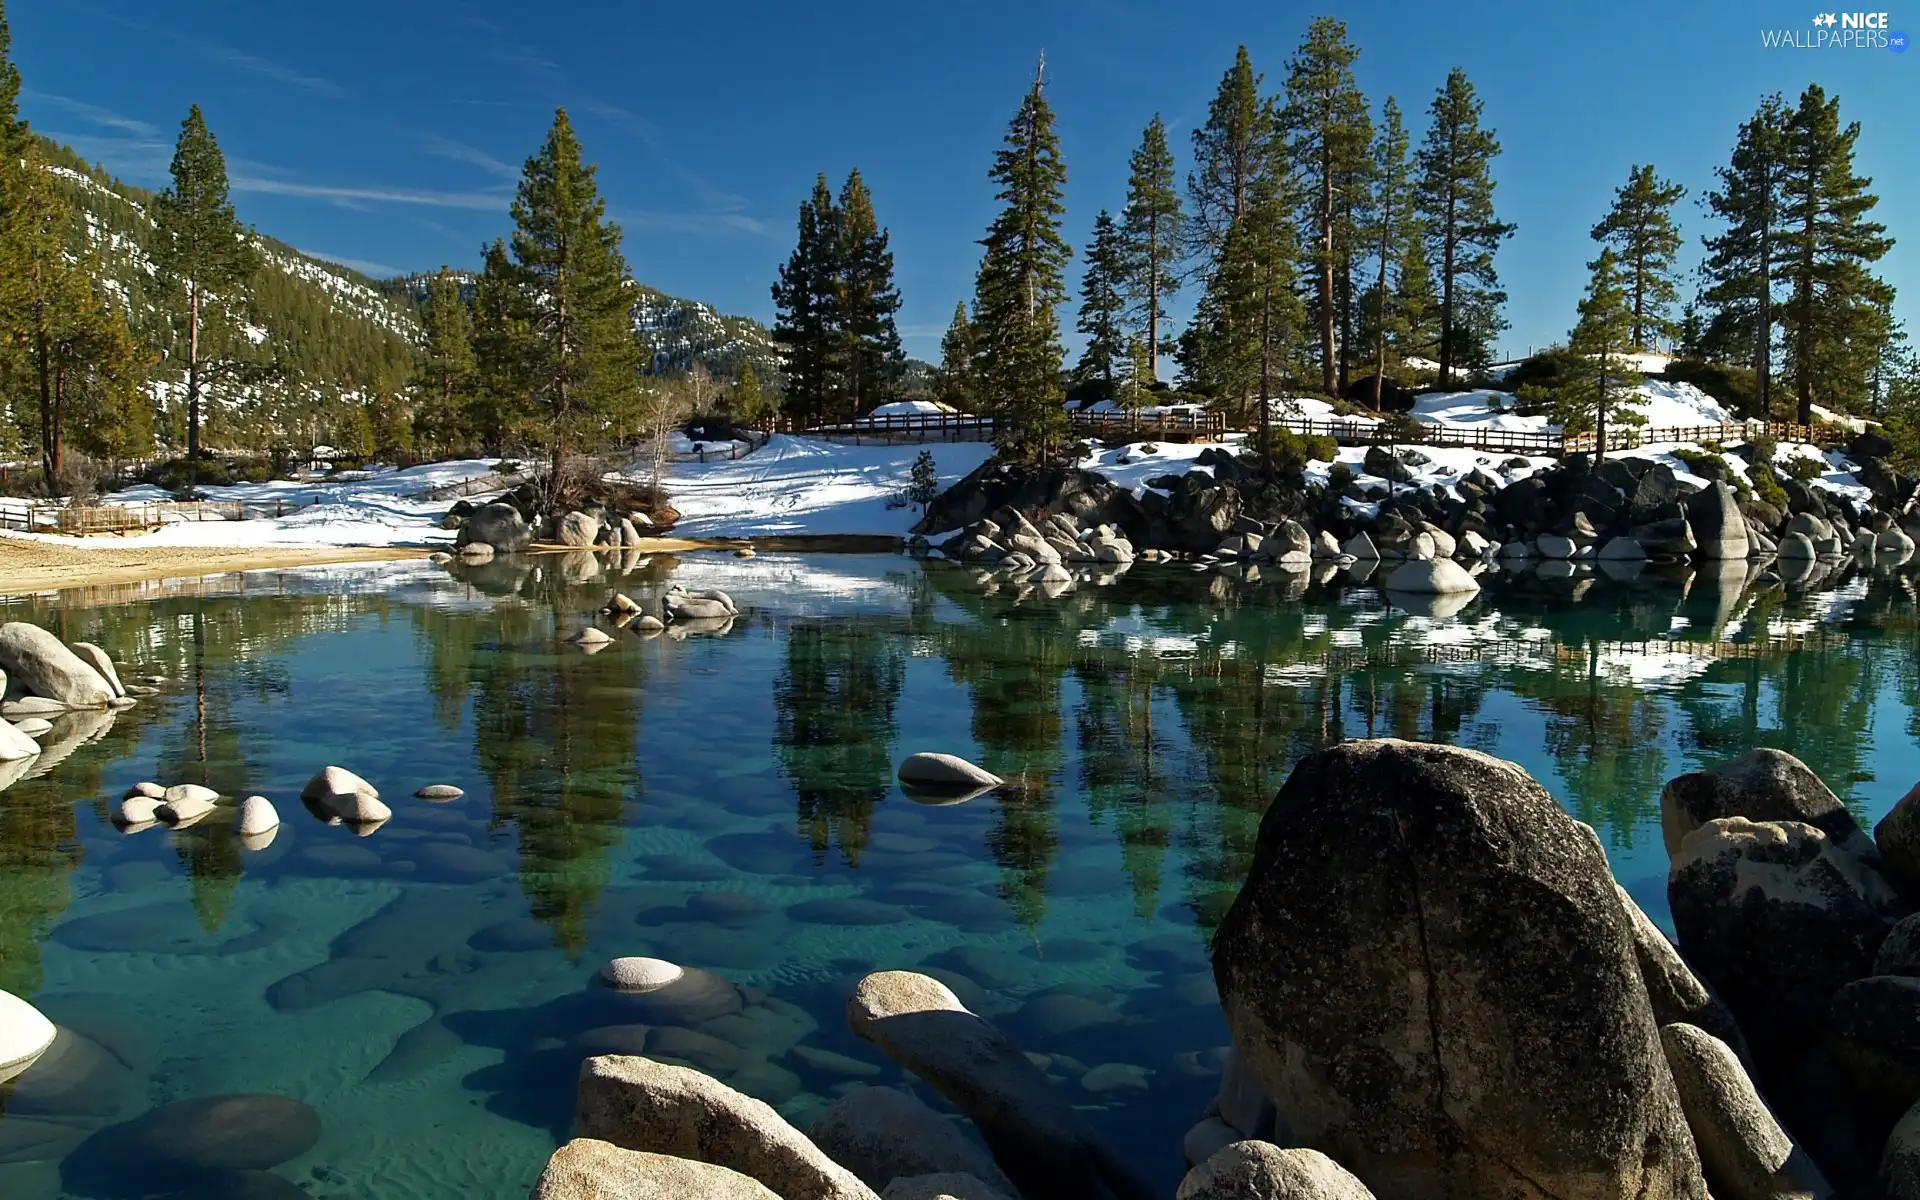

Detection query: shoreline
xmin=0 ymin=536 xmax=432 ymax=596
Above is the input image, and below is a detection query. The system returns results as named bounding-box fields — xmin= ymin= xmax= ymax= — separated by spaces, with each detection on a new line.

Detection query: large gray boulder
xmin=1380 ymin=559 xmax=1480 ymax=595
xmin=1659 ymin=1023 xmax=1832 ymax=1200
xmin=808 ymin=1086 xmax=1015 ymax=1197
xmin=1874 ymin=782 xmax=1920 ymax=899
xmin=1828 ymin=976 xmax=1920 ymax=1123
xmin=533 ymin=1138 xmax=782 ymax=1199
xmin=0 ymin=623 xmax=115 ymax=708
xmin=558 ymin=511 xmax=604 ymax=548
xmin=1212 ymin=739 xmax=1705 ymax=1200
xmin=1669 ymin=818 xmax=1907 ymax=1060
xmin=574 ymin=1055 xmax=878 ymax=1200
xmin=1885 ymin=1101 xmax=1920 ymax=1200
xmin=1617 ymin=886 xmax=1753 ymax=1068
xmin=455 ymin=502 xmax=532 ymax=553
xmin=68 ymin=643 xmax=125 ymax=699
xmin=897 ymin=753 xmax=1001 ymax=791
xmin=1687 ymin=482 xmax=1751 ymax=560
xmin=1660 ymin=749 xmax=1865 ymax=859
xmin=845 ymin=971 xmax=1154 ymax=1200
xmin=1176 ymin=1142 xmax=1376 ymax=1200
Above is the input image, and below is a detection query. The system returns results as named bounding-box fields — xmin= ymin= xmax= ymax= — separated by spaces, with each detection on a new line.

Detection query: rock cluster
xmin=917 ymin=440 xmax=1920 ymax=597
xmin=0 ymin=623 xmax=144 ymax=791
xmin=444 ymin=479 xmax=669 ymax=556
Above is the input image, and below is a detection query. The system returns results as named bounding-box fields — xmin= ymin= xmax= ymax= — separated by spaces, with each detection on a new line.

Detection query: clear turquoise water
xmin=1 ymin=552 xmax=1917 ymax=1199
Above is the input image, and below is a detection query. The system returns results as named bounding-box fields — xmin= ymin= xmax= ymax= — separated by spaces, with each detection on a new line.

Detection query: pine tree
xmin=1187 ymin=47 xmax=1274 ymax=270
xmin=1182 ymin=46 xmax=1281 ymax=400
xmin=1280 ymin=17 xmax=1372 ymax=396
xmin=732 ymin=362 xmax=769 ymax=425
xmin=1121 ymin=334 xmax=1154 ymax=412
xmin=1186 ymin=167 xmax=1301 ymax=439
xmin=1701 ymin=95 xmax=1790 ymax=411
xmin=1591 ymin=165 xmax=1685 ymax=350
xmin=0 ymin=0 xmax=30 ymax=342
xmin=469 ymin=238 xmax=530 ymax=455
xmin=934 ymin=301 xmax=977 ymax=411
xmin=1774 ymin=84 xmax=1895 ymax=424
xmin=1414 ymin=69 xmax=1513 ymax=387
xmin=416 ymin=266 xmax=477 ymax=453
xmin=1562 ymin=249 xmax=1644 ymax=457
xmin=1075 ymin=209 xmax=1129 ymax=393
xmin=908 ymin=449 xmax=940 ymax=511
xmin=771 ymin=174 xmax=841 ymax=425
xmin=508 ymin=108 xmax=643 ymax=482
xmin=1120 ymin=114 xmax=1182 ymax=380
xmin=834 ymin=169 xmax=904 ymax=418
xmin=972 ymin=59 xmax=1071 ymax=463
xmin=151 ymin=104 xmax=260 ymax=460
xmin=1361 ymin=96 xmax=1417 ymax=409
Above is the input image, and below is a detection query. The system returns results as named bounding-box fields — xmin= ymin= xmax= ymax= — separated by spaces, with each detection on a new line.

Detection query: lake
xmin=2 ymin=551 xmax=1917 ymax=1199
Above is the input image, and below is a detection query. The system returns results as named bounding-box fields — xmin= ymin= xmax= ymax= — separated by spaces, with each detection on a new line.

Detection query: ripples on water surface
xmin=1 ymin=552 xmax=1916 ymax=1198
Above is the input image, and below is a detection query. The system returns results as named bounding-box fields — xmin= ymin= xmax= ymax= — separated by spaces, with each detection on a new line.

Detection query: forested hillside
xmin=30 ymin=137 xmax=419 ymax=451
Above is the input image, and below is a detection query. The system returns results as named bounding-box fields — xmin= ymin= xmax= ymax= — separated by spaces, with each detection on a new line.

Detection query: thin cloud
xmin=42 ymin=132 xmax=173 ymax=182
xmin=615 ymin=210 xmax=777 ymax=239
xmin=297 ymin=250 xmax=402 ymax=278
xmin=418 ymin=135 xmax=520 ymax=182
xmin=232 ymin=176 xmax=508 ymax=211
xmin=22 ymin=90 xmax=155 ymax=137
xmin=175 ymin=34 xmax=346 ymax=97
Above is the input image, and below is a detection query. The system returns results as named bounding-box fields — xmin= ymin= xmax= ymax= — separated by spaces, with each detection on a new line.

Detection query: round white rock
xmin=0 ymin=988 xmax=56 ymax=1085
xmin=599 ymin=957 xmax=685 ymax=993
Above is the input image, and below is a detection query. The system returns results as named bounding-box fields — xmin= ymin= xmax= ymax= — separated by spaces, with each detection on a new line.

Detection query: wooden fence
xmin=0 ymin=497 xmax=322 ymax=535
xmin=769 ymin=408 xmax=1838 ymax=459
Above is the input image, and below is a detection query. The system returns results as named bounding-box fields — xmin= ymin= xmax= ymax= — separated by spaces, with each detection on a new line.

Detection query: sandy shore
xmin=0 ymin=536 xmax=429 ymax=596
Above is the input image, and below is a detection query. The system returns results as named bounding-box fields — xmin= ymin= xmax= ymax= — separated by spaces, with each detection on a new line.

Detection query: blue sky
xmin=14 ymin=0 xmax=1916 ymax=366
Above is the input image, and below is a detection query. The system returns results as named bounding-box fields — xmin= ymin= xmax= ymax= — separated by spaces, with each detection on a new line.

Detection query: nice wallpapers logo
xmin=1762 ymin=11 xmax=1910 ymax=49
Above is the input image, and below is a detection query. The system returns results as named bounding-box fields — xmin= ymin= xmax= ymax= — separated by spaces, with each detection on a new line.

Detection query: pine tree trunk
xmin=1756 ymin=163 xmax=1774 ymax=418
xmin=1438 ymin=174 xmax=1458 ymax=389
xmin=1374 ymin=194 xmax=1392 ymax=413
xmin=1319 ymin=156 xmax=1337 ymax=395
xmin=1795 ymin=193 xmax=1815 ymax=426
xmin=1260 ymin=274 xmax=1274 ymax=482
xmin=187 ymin=280 xmax=202 ymax=460
xmin=36 ymin=311 xmax=55 ymax=494
xmin=1596 ymin=344 xmax=1608 ymax=461
xmin=1147 ymin=220 xmax=1161 ymax=381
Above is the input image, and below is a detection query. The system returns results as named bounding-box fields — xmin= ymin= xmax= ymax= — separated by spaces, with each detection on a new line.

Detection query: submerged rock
xmin=599 ymin=957 xmax=685 ymax=994
xmin=414 ymin=784 xmax=464 ymax=801
xmin=846 ymin=970 xmax=1155 ymax=1200
xmin=62 ymin=1093 xmax=321 ymax=1194
xmin=808 ymin=1086 xmax=1015 ymax=1196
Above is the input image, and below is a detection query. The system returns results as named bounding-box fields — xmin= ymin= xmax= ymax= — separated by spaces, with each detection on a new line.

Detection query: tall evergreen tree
xmin=1187 ymin=167 xmax=1301 ymax=437
xmin=151 ymin=104 xmax=260 ymax=459
xmin=1187 ymin=46 xmax=1274 ymax=269
xmin=1591 ymin=165 xmax=1686 ymax=350
xmin=416 ymin=266 xmax=477 ymax=452
xmin=1280 ymin=17 xmax=1372 ymax=396
xmin=934 ymin=301 xmax=977 ymax=411
xmin=469 ymin=238 xmax=529 ymax=455
xmin=732 ymin=362 xmax=769 ymax=424
xmin=1774 ymin=84 xmax=1895 ymax=424
xmin=972 ymin=59 xmax=1071 ymax=463
xmin=771 ymin=174 xmax=840 ymax=425
xmin=507 ymin=108 xmax=642 ymax=481
xmin=1075 ymin=209 xmax=1129 ymax=393
xmin=1414 ymin=69 xmax=1513 ymax=387
xmin=1120 ymin=114 xmax=1182 ymax=380
xmin=1701 ymin=95 xmax=1789 ymax=411
xmin=1182 ymin=46 xmax=1279 ymax=397
xmin=1361 ymin=96 xmax=1417 ymax=409
xmin=834 ymin=169 xmax=904 ymax=418
xmin=1562 ymin=249 xmax=1643 ymax=457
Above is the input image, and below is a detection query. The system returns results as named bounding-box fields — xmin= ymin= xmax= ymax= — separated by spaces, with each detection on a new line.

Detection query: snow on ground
xmin=5 ymin=460 xmax=508 ymax=549
xmin=1629 ymin=379 xmax=1735 ymax=427
xmin=660 ymin=435 xmax=994 ymax=538
xmin=1810 ymin=404 xmax=1873 ymax=434
xmin=866 ymin=399 xmax=959 ymax=419
xmin=1413 ymin=390 xmax=1549 ymax=434
xmin=1075 ymin=438 xmax=1239 ymax=497
xmin=667 ymin=431 xmax=755 ymax=457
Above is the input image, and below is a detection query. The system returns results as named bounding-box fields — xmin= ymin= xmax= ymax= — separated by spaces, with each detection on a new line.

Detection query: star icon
xmin=1820 ymin=12 xmax=1839 ymax=25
